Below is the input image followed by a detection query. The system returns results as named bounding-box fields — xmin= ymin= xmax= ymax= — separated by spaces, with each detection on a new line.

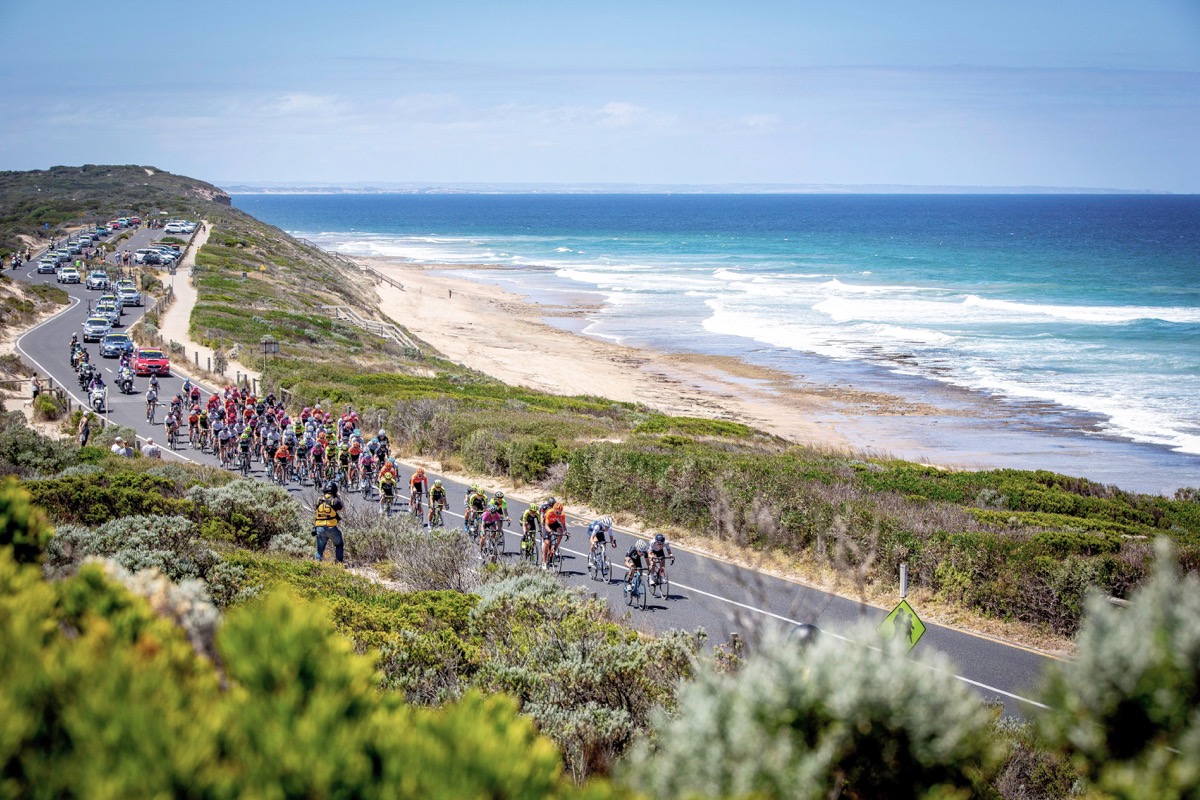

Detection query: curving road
xmin=13 ymin=233 xmax=1058 ymax=717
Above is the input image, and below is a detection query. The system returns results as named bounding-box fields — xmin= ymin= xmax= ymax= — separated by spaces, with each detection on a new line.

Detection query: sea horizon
xmin=233 ymin=192 xmax=1200 ymax=495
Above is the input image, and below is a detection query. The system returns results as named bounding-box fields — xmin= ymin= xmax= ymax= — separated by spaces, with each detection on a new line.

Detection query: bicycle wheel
xmin=639 ymin=573 xmax=649 ymax=610
xmin=588 ymin=549 xmax=598 ymax=581
xmin=553 ymin=544 xmax=564 ymax=575
xmin=625 ymin=574 xmax=636 ymax=606
xmin=600 ymin=551 xmax=612 ymax=583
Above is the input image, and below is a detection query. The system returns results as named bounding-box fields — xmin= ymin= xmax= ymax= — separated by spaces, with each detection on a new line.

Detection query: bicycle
xmin=146 ymin=400 xmax=157 ymax=424
xmin=463 ymin=511 xmax=481 ymax=542
xmin=624 ymin=567 xmax=649 ymax=610
xmin=409 ymin=491 xmax=424 ymax=524
xmin=239 ymin=449 xmax=251 ymax=477
xmin=428 ymin=501 xmax=446 ymax=529
xmin=588 ymin=542 xmax=612 ymax=583
xmin=480 ymin=523 xmax=503 ymax=565
xmin=545 ymin=531 xmax=567 ymax=574
xmin=273 ymin=458 xmax=288 ymax=486
xmin=649 ymin=556 xmax=674 ymax=601
xmin=379 ymin=485 xmax=395 ymax=516
xmin=166 ymin=424 xmax=179 ymax=451
xmin=360 ymin=466 xmax=374 ymax=499
xmin=520 ymin=526 xmax=539 ymax=566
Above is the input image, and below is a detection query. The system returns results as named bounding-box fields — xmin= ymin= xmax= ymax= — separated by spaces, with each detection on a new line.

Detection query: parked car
xmin=85 ymin=270 xmax=110 ymax=290
xmin=163 ymin=224 xmax=186 ymax=234
xmin=100 ymin=332 xmax=134 ymax=358
xmin=81 ymin=316 xmax=112 ymax=342
xmin=132 ymin=347 xmax=169 ymax=376
xmin=56 ymin=267 xmax=81 ymax=284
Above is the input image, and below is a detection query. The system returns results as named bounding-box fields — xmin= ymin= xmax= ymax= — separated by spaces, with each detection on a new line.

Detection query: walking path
xmin=155 ymin=222 xmax=260 ymax=385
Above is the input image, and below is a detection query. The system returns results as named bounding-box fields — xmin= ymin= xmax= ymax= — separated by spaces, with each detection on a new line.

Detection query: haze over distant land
xmin=1 ymin=1 xmax=1198 ymax=192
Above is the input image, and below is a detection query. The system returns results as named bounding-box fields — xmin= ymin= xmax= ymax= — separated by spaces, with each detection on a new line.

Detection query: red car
xmin=132 ymin=347 xmax=170 ymax=376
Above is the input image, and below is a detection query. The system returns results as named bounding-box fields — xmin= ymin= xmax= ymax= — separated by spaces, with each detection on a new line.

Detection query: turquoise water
xmin=233 ymin=193 xmax=1200 ymax=486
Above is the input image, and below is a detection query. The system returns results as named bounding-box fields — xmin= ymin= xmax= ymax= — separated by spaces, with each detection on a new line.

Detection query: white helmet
xmin=600 ymin=516 xmax=613 ymax=530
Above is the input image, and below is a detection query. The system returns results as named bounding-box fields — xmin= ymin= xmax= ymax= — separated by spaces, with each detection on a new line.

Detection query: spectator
xmin=109 ymin=436 xmax=132 ymax=458
xmin=77 ymin=414 xmax=91 ymax=447
xmin=30 ymin=374 xmax=41 ymax=400
xmin=142 ymin=438 xmax=162 ymax=459
xmin=312 ymin=481 xmax=345 ymax=565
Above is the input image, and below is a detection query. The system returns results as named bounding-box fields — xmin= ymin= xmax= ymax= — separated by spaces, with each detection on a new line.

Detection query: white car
xmin=56 ymin=267 xmax=81 ymax=284
xmin=163 ymin=224 xmax=186 ymax=234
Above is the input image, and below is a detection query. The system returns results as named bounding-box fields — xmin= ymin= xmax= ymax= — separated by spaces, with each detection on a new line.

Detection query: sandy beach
xmin=366 ymin=257 xmax=956 ymax=454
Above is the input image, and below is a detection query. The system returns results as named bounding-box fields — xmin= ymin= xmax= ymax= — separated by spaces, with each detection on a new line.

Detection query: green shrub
xmin=187 ymin=478 xmax=303 ymax=549
xmin=0 ymin=412 xmax=77 ymax=476
xmin=0 ymin=479 xmax=53 ymax=564
xmin=1039 ymin=540 xmax=1200 ymax=799
xmin=619 ymin=626 xmax=1004 ymax=799
xmin=26 ymin=471 xmax=190 ymax=526
xmin=31 ymin=392 xmax=65 ymax=421
xmin=44 ymin=514 xmax=218 ymax=585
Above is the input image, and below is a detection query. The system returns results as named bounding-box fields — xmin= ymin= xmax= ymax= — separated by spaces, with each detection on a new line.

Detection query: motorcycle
xmin=77 ymin=364 xmax=94 ymax=389
xmin=116 ymin=372 xmax=134 ymax=394
xmin=89 ymin=387 xmax=106 ymax=413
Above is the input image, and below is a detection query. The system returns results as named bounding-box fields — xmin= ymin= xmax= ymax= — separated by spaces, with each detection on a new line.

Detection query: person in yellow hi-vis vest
xmin=313 ymin=480 xmax=345 ymax=564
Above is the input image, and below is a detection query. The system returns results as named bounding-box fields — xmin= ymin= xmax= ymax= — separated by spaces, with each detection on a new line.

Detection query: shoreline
xmin=365 ymin=256 xmax=1199 ymax=495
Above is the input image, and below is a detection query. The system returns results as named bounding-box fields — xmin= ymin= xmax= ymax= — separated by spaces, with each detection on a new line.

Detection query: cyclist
xmin=273 ymin=440 xmax=291 ymax=483
xmin=409 ymin=467 xmax=428 ymax=508
xmin=648 ymin=533 xmax=674 ymax=586
xmin=540 ymin=501 xmax=568 ymax=569
xmin=491 ymin=490 xmax=511 ymax=525
xmin=480 ymin=503 xmax=504 ymax=557
xmin=163 ymin=408 xmax=180 ymax=446
xmin=187 ymin=405 xmax=200 ymax=445
xmin=379 ymin=469 xmax=397 ymax=514
xmin=464 ymin=485 xmax=487 ymax=537
xmin=624 ymin=540 xmax=650 ymax=594
xmin=145 ymin=385 xmax=158 ymax=420
xmin=428 ymin=479 xmax=447 ymax=526
xmin=520 ymin=503 xmax=541 ymax=561
xmin=375 ymin=428 xmax=390 ymax=455
xmin=237 ymin=430 xmax=253 ymax=471
xmin=197 ymin=407 xmax=210 ymax=445
xmin=588 ymin=516 xmax=616 ymax=553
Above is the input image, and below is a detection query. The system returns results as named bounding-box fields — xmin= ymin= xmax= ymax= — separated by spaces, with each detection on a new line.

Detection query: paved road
xmin=13 ymin=234 xmax=1058 ymax=717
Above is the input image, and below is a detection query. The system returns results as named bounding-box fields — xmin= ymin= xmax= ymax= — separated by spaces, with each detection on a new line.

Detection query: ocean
xmin=232 ymin=193 xmax=1200 ymax=492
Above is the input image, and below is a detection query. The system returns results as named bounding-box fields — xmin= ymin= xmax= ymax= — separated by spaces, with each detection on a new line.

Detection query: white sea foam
xmin=963 ymin=295 xmax=1200 ymax=324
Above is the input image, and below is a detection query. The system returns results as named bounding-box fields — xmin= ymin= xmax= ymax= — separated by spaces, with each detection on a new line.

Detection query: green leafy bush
xmin=0 ymin=479 xmax=53 ymax=564
xmin=187 ymin=478 xmax=303 ymax=548
xmin=0 ymin=412 xmax=77 ymax=476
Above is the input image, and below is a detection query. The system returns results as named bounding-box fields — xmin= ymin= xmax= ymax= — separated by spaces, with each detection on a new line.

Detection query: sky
xmin=2 ymin=0 xmax=1199 ymax=191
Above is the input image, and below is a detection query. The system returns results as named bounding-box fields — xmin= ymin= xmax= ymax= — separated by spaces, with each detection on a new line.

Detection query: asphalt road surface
xmin=13 ymin=233 xmax=1058 ymax=717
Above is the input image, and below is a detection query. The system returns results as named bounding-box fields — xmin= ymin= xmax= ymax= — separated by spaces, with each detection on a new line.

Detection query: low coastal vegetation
xmin=3 ymin=415 xmax=1198 ymax=798
xmin=3 ymin=166 xmax=1199 ymax=796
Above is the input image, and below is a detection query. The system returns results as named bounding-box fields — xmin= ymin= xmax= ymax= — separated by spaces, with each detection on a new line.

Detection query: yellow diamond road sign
xmin=878 ymin=599 xmax=926 ymax=651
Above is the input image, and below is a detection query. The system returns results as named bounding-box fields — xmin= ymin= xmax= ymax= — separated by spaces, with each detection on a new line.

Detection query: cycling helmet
xmin=655 ymin=533 xmax=666 ymax=544
xmin=494 ymin=490 xmax=503 ymax=498
xmin=600 ymin=516 xmax=613 ymax=529
xmin=433 ymin=479 xmax=442 ymax=486
xmin=416 ymin=467 xmax=425 ymax=476
xmin=378 ymin=429 xmax=386 ymax=437
xmin=488 ymin=503 xmax=498 ymax=512
xmin=546 ymin=496 xmax=556 ymax=506
xmin=323 ymin=480 xmax=339 ymax=496
xmin=553 ymin=502 xmax=564 ymax=512
xmin=636 ymin=540 xmax=649 ymax=553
